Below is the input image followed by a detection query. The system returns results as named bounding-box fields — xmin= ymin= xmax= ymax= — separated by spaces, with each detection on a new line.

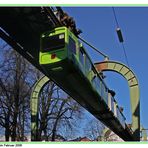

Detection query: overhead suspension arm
xmin=78 ymin=36 xmax=109 ymax=60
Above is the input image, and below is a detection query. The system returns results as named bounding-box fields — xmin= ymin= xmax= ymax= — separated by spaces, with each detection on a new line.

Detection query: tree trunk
xmin=11 ymin=115 xmax=17 ymax=141
xmin=5 ymin=113 xmax=10 ymax=141
xmin=5 ymin=124 xmax=10 ymax=141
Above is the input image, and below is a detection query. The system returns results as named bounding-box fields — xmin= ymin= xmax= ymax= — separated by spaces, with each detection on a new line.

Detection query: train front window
xmin=41 ymin=33 xmax=65 ymax=52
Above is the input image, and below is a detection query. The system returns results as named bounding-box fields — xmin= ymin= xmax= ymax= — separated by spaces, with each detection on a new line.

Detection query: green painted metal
xmin=40 ymin=27 xmax=67 ymax=65
xmin=141 ymin=126 xmax=147 ymax=141
xmin=31 ymin=76 xmax=50 ymax=141
xmin=95 ymin=60 xmax=140 ymax=141
xmin=39 ymin=26 xmax=79 ymax=65
xmin=101 ymin=128 xmax=112 ymax=141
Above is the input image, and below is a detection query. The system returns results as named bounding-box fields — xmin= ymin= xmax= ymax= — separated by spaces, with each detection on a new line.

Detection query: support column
xmin=95 ymin=60 xmax=140 ymax=141
xmin=31 ymin=76 xmax=50 ymax=141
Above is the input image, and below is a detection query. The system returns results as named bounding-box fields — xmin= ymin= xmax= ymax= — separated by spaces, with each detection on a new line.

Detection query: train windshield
xmin=41 ymin=33 xmax=65 ymax=52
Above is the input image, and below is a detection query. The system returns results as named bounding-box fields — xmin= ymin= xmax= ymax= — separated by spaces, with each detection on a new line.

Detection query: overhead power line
xmin=121 ymin=43 xmax=130 ymax=67
xmin=112 ymin=7 xmax=131 ymax=68
xmin=112 ymin=7 xmax=120 ymax=28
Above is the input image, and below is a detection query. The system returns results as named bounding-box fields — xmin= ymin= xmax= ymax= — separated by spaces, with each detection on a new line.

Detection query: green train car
xmin=39 ymin=26 xmax=126 ymax=133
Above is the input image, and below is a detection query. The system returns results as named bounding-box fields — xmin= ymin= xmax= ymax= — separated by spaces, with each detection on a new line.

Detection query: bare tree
xmin=0 ymin=47 xmax=35 ymax=141
xmin=49 ymin=95 xmax=82 ymax=141
xmin=83 ymin=117 xmax=105 ymax=141
xmin=37 ymin=83 xmax=83 ymax=141
xmin=0 ymin=41 xmax=84 ymax=142
xmin=36 ymin=81 xmax=57 ymax=141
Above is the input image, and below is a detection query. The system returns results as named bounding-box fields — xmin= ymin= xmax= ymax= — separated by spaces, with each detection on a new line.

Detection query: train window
xmin=117 ymin=106 xmax=125 ymax=128
xmin=101 ymin=82 xmax=108 ymax=104
xmin=91 ymin=68 xmax=100 ymax=93
xmin=96 ymin=77 xmax=101 ymax=95
xmin=117 ymin=107 xmax=123 ymax=125
xmin=41 ymin=33 xmax=65 ymax=52
xmin=101 ymin=82 xmax=105 ymax=98
xmin=92 ymin=76 xmax=96 ymax=88
xmin=117 ymin=107 xmax=120 ymax=119
xmin=69 ymin=36 xmax=76 ymax=54
xmin=79 ymin=48 xmax=85 ymax=66
xmin=120 ymin=115 xmax=125 ymax=128
xmin=111 ymin=97 xmax=114 ymax=112
xmin=104 ymin=87 xmax=108 ymax=104
xmin=85 ymin=55 xmax=91 ymax=72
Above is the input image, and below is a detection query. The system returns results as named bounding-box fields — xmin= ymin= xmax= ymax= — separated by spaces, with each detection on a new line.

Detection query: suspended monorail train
xmin=39 ymin=26 xmax=127 ymax=132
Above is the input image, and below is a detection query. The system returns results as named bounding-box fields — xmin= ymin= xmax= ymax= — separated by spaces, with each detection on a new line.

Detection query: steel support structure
xmin=141 ymin=126 xmax=147 ymax=141
xmin=31 ymin=76 xmax=50 ymax=141
xmin=95 ymin=60 xmax=140 ymax=141
xmin=101 ymin=128 xmax=112 ymax=141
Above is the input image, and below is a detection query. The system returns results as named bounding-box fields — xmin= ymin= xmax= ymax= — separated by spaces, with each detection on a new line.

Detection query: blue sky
xmin=63 ymin=7 xmax=148 ymax=134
